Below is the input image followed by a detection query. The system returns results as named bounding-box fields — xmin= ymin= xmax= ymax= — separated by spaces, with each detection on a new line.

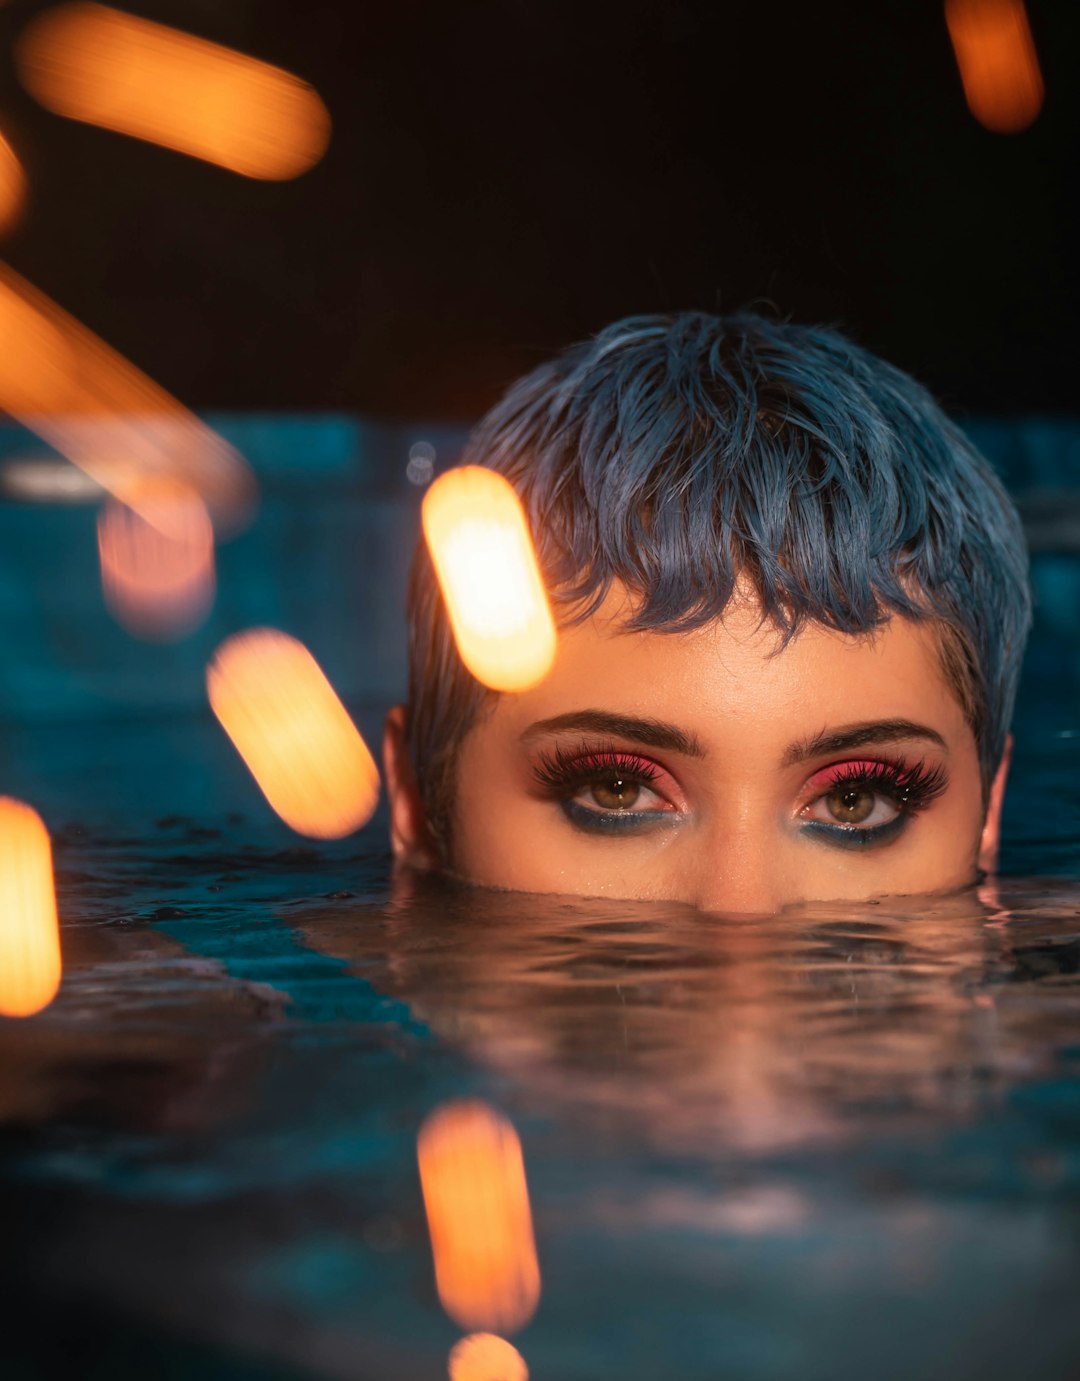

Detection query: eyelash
xmin=812 ymin=755 xmax=948 ymax=814
xmin=531 ymin=742 xmax=663 ymax=798
xmin=532 ymin=745 xmax=945 ymax=803
xmin=530 ymin=742 xmax=949 ymax=845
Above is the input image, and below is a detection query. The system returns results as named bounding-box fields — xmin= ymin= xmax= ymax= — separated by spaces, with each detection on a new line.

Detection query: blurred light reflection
xmin=1 ymin=456 xmax=104 ymax=501
xmin=0 ymin=798 xmax=62 ymax=1019
xmin=17 ymin=2 xmax=331 ymax=180
xmin=422 ymin=467 xmax=557 ymax=692
xmin=407 ymin=441 xmax=436 ymax=487
xmin=418 ymin=1100 xmax=541 ymax=1335
xmin=98 ymin=479 xmax=215 ymax=640
xmin=448 ymin=1333 xmax=529 ymax=1381
xmin=945 ymin=0 xmax=1044 ymax=133
xmin=0 ymin=263 xmax=255 ymax=535
xmin=207 ymin=629 xmax=380 ymax=839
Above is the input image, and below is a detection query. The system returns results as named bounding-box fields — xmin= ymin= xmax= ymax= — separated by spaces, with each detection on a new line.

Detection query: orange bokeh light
xmin=0 ymin=263 xmax=255 ymax=535
xmin=422 ymin=467 xmax=557 ymax=693
xmin=0 ymin=131 xmax=26 ymax=236
xmin=0 ymin=798 xmax=62 ymax=1019
xmin=98 ymin=479 xmax=215 ymax=640
xmin=207 ymin=629 xmax=380 ymax=839
xmin=418 ymin=1100 xmax=541 ymax=1335
xmin=17 ymin=2 xmax=331 ymax=180
xmin=448 ymin=1334 xmax=529 ymax=1381
xmin=945 ymin=0 xmax=1044 ymax=134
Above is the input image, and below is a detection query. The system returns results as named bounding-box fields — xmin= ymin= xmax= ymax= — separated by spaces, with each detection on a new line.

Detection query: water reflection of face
xmin=386 ymin=587 xmax=1010 ymax=912
xmin=294 ymin=874 xmax=1066 ymax=1156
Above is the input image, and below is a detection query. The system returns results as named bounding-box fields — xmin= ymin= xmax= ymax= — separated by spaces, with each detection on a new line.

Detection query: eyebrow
xmin=780 ymin=719 xmax=948 ymax=767
xmin=519 ymin=710 xmax=706 ymax=758
xmin=520 ymin=711 xmax=947 ymax=767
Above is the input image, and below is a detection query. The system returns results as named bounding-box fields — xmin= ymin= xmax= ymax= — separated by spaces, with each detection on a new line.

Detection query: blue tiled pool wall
xmin=0 ymin=415 xmax=1077 ymax=841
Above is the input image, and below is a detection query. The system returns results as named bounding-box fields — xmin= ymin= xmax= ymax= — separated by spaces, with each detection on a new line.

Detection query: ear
xmin=382 ymin=704 xmax=439 ymax=869
xmin=977 ymin=734 xmax=1012 ymax=875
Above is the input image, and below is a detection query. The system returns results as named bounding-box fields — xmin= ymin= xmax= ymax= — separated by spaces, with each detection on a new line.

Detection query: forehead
xmin=493 ymin=586 xmax=972 ymax=751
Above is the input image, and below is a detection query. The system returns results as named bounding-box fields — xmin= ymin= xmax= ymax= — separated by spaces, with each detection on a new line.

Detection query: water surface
xmin=3 ymin=792 xmax=1080 ymax=1379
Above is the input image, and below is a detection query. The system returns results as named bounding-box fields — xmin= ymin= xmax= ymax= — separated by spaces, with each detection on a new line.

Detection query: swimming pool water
xmin=1 ymin=712 xmax=1080 ymax=1379
xmin=2 ymin=418 xmax=1080 ymax=1378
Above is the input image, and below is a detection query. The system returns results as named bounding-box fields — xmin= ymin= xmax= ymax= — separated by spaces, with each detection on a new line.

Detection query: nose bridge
xmin=691 ymin=802 xmax=790 ymax=916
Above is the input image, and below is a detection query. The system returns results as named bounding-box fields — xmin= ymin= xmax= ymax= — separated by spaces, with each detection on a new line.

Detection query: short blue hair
xmin=406 ymin=311 xmax=1031 ymax=848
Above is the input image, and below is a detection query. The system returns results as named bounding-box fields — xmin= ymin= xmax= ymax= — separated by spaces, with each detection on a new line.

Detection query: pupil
xmin=592 ymin=777 xmax=640 ymax=810
xmin=828 ymin=787 xmax=875 ymax=824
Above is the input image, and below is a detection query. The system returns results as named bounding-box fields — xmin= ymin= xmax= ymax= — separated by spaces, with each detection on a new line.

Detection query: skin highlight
xmin=384 ymin=585 xmax=1011 ymax=915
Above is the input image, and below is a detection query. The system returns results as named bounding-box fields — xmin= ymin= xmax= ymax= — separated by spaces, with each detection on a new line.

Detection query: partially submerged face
xmin=386 ymin=584 xmax=1008 ymax=913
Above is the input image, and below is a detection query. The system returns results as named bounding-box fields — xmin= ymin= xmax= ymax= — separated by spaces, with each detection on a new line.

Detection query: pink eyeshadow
xmin=802 ymin=758 xmax=897 ymax=793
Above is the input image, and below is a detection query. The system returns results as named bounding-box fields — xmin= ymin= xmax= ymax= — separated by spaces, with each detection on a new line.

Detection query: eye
xmin=530 ymin=742 xmax=683 ymax=833
xmin=577 ymin=775 xmax=662 ymax=813
xmin=796 ymin=755 xmax=949 ymax=844
xmin=803 ymin=784 xmax=902 ymax=830
xmin=562 ymin=769 xmax=674 ymax=834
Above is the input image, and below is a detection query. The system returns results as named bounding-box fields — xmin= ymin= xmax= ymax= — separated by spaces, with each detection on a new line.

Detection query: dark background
xmin=1 ymin=0 xmax=1076 ymax=420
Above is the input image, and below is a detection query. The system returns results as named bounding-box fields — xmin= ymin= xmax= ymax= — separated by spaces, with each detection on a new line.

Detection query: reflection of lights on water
xmin=0 ymin=264 xmax=256 ymax=536
xmin=0 ymin=798 xmax=62 ymax=1019
xmin=0 ymin=130 xmax=26 ymax=235
xmin=98 ymin=480 xmax=215 ymax=640
xmin=1 ymin=457 xmax=104 ymax=501
xmin=448 ymin=1333 xmax=529 ymax=1381
xmin=407 ymin=440 xmax=436 ymax=487
xmin=417 ymin=1100 xmax=541 ymax=1335
xmin=207 ymin=629 xmax=380 ymax=839
xmin=945 ymin=0 xmax=1044 ymax=133
xmin=17 ymin=2 xmax=331 ymax=180
xmin=422 ymin=467 xmax=557 ymax=693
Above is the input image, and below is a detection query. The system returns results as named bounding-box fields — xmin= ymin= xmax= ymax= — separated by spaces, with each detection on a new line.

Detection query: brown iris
xmin=826 ymin=787 xmax=876 ymax=824
xmin=591 ymin=777 xmax=641 ymax=810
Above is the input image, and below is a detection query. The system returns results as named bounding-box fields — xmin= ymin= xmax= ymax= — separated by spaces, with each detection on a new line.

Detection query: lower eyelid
xmin=560 ymin=800 xmax=681 ymax=833
xmin=799 ymin=815 xmax=907 ymax=849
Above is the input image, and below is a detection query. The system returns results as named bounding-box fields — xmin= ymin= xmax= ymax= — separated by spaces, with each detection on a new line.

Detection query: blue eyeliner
xmin=799 ymin=814 xmax=908 ymax=850
xmin=539 ymin=742 xmax=945 ymax=845
xmin=559 ymin=800 xmax=683 ymax=835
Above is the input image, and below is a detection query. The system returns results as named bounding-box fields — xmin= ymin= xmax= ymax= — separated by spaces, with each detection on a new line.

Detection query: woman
xmin=384 ymin=312 xmax=1031 ymax=912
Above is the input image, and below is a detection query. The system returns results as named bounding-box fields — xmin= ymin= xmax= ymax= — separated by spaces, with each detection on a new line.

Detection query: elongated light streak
xmin=422 ymin=467 xmax=557 ymax=693
xmin=418 ymin=1100 xmax=541 ymax=1335
xmin=0 ymin=131 xmax=26 ymax=235
xmin=945 ymin=0 xmax=1044 ymax=133
xmin=0 ymin=798 xmax=62 ymax=1019
xmin=207 ymin=629 xmax=380 ymax=839
xmin=0 ymin=263 xmax=255 ymax=536
xmin=17 ymin=2 xmax=331 ymax=180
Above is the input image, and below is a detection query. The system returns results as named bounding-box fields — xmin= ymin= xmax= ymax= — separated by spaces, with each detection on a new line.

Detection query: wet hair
xmin=404 ymin=311 xmax=1032 ymax=856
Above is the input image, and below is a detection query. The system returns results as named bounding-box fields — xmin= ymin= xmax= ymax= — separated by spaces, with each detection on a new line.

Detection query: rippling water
xmin=4 ymin=418 xmax=1080 ymax=1377
xmin=2 ymin=779 xmax=1080 ymax=1378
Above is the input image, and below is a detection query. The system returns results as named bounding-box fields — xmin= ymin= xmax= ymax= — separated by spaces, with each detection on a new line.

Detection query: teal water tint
xmin=1000 ymin=628 xmax=1080 ymax=875
xmin=1 ymin=416 xmax=1080 ymax=1377
xmin=0 ymin=824 xmax=498 ymax=1379
xmin=971 ymin=419 xmax=1080 ymax=876
xmin=2 ymin=808 xmax=1080 ymax=1380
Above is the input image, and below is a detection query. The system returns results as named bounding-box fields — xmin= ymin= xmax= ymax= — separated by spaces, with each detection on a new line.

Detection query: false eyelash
xmin=531 ymin=740 xmax=662 ymax=796
xmin=820 ymin=755 xmax=948 ymax=811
